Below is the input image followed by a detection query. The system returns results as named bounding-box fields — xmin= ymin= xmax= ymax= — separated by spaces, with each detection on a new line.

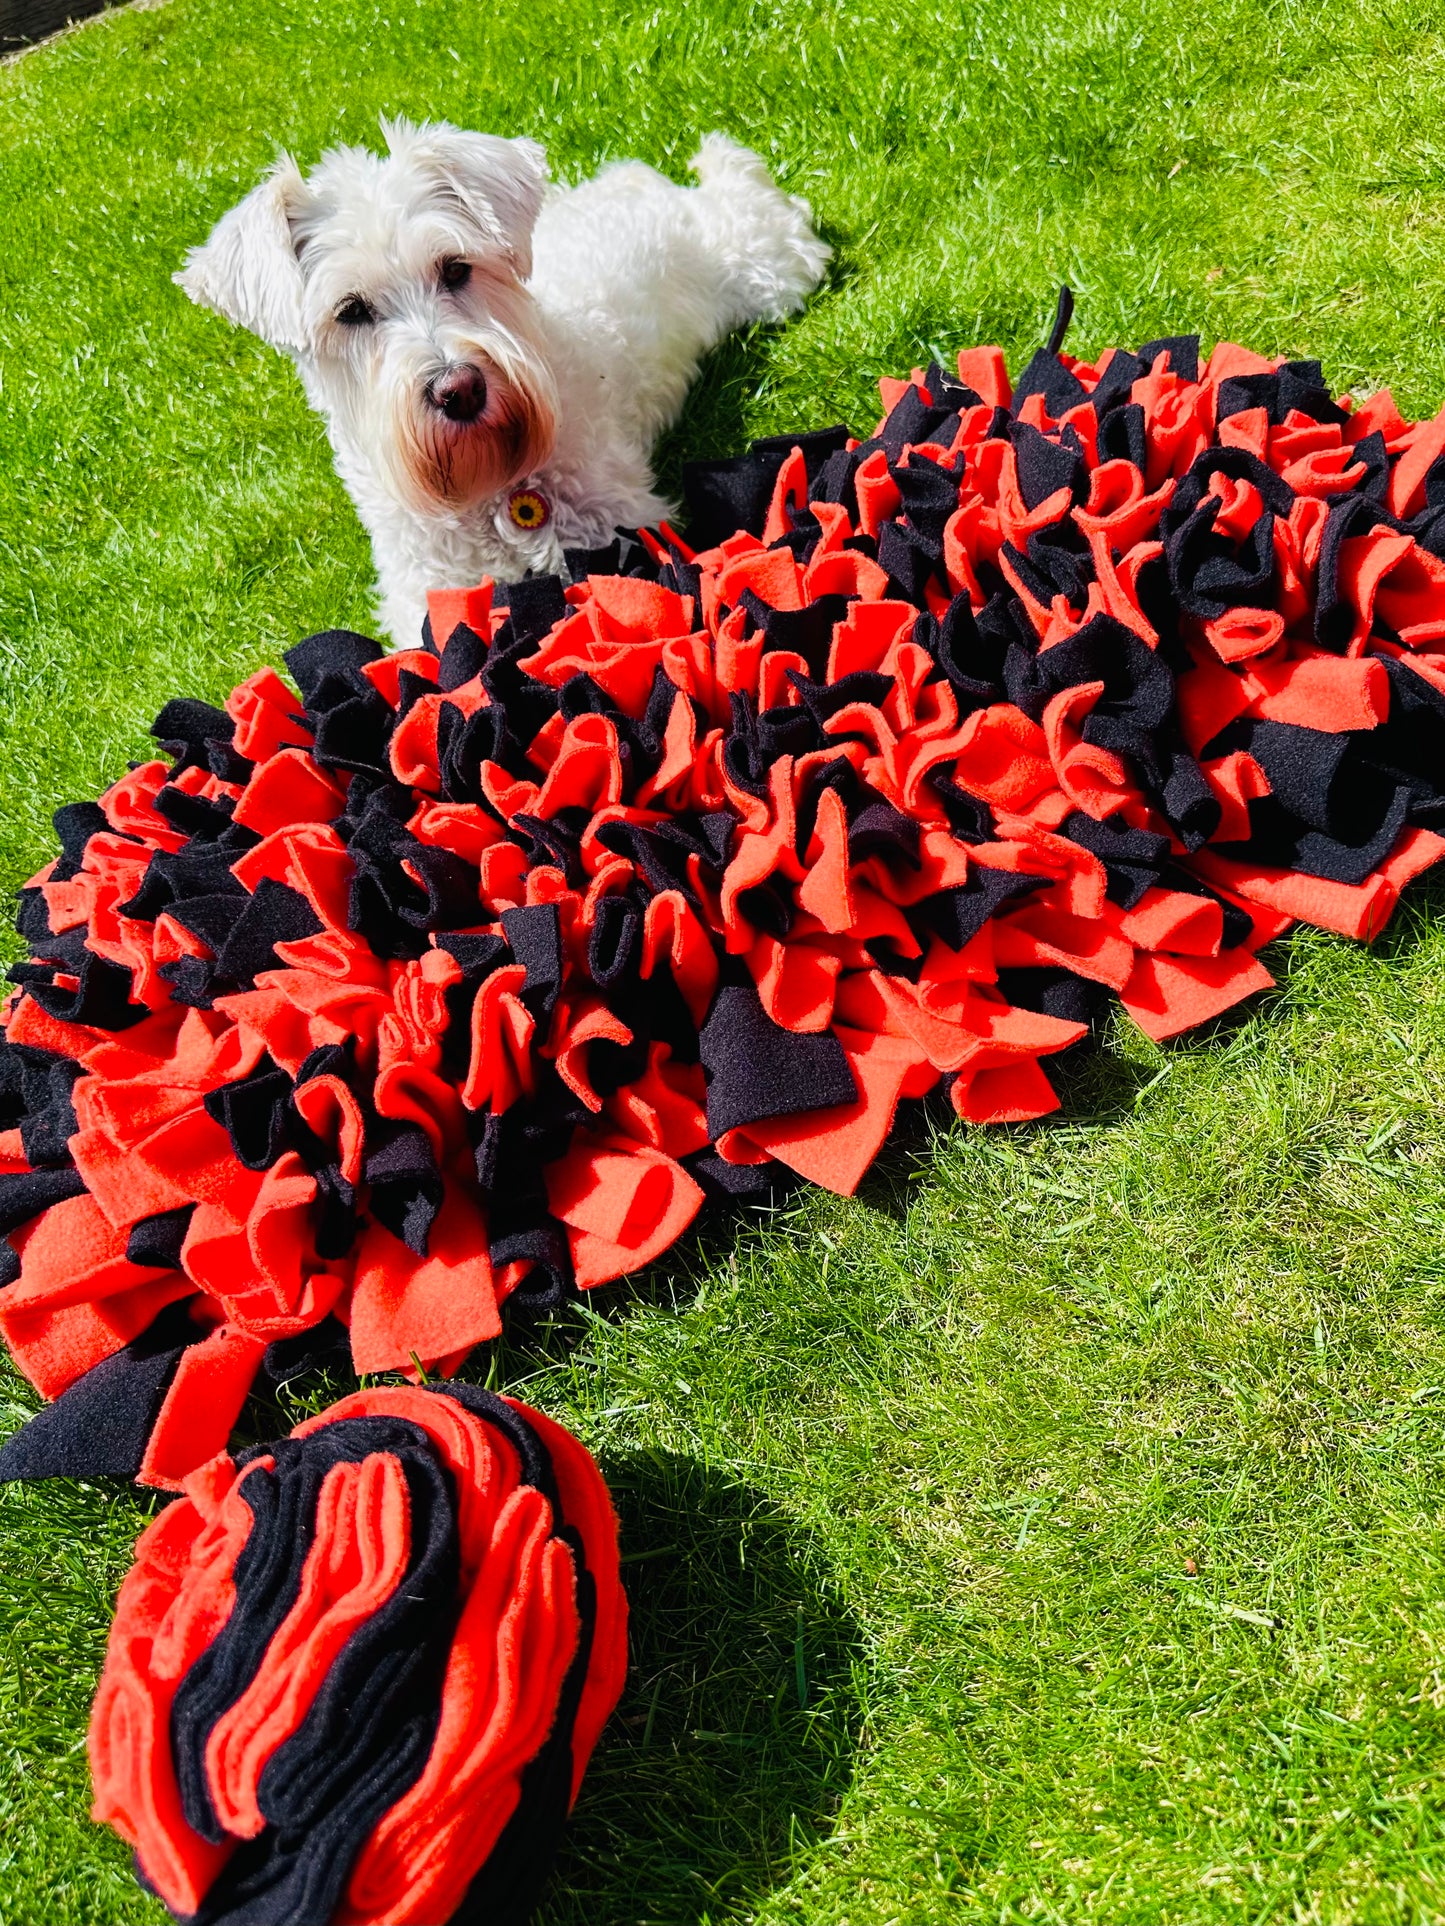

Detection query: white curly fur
xmin=177 ymin=120 xmax=831 ymax=647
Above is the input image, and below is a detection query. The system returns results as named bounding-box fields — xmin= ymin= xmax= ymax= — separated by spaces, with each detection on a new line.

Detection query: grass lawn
xmin=8 ymin=0 xmax=1445 ymax=1920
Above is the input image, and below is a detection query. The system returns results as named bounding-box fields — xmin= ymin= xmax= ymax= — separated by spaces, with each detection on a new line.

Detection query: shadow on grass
xmin=446 ymin=1185 xmax=815 ymax=1379
xmin=651 ymin=333 xmax=769 ymax=504
xmin=650 ymin=327 xmax=858 ymax=511
xmin=540 ymin=1449 xmax=862 ymax=1926
xmin=1369 ymin=866 xmax=1445 ymax=964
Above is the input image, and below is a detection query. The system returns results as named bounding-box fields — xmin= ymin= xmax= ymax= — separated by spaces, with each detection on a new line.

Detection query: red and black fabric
xmin=88 ymin=1383 xmax=627 ymax=1926
xmin=7 ymin=303 xmax=1445 ymax=1487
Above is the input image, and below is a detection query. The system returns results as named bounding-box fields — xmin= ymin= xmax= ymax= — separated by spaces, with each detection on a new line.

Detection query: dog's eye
xmin=335 ymin=296 xmax=376 ymax=328
xmin=439 ymin=258 xmax=472 ymax=293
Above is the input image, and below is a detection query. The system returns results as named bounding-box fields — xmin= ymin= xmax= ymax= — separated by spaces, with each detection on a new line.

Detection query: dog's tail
xmin=688 ymin=133 xmax=831 ymax=329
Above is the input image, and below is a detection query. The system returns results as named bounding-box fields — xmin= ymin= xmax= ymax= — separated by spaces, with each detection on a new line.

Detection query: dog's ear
xmin=383 ymin=119 xmax=549 ymax=280
xmin=174 ymin=154 xmax=311 ymax=351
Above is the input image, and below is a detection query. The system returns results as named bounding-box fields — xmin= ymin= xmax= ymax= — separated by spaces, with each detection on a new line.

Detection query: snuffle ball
xmin=87 ymin=1383 xmax=626 ymax=1926
xmin=5 ymin=301 xmax=1445 ymax=1497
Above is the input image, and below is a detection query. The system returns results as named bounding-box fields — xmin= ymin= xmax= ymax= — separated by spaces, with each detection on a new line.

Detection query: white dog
xmin=176 ymin=118 xmax=831 ymax=648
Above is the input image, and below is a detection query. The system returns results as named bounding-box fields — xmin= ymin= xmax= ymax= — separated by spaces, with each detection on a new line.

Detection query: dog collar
xmin=507 ymin=485 xmax=550 ymax=532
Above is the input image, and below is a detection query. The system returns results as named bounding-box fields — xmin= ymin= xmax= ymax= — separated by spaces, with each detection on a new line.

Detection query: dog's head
xmin=177 ymin=119 xmax=558 ymax=513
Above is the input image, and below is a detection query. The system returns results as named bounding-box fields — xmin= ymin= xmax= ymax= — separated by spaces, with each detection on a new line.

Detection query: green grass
xmin=7 ymin=0 xmax=1445 ymax=1919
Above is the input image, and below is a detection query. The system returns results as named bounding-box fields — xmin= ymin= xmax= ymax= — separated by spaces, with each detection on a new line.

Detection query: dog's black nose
xmin=427 ymin=365 xmax=489 ymax=424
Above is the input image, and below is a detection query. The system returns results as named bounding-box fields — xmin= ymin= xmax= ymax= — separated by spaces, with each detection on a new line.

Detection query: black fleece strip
xmin=50 ymin=802 xmax=110 ymax=880
xmin=680 ymin=446 xmax=788 ymax=549
xmin=501 ymin=903 xmax=565 ymax=1018
xmin=283 ymin=630 xmax=385 ymax=706
xmin=0 ymin=1300 xmax=201 ymax=1482
xmin=214 ymin=881 xmax=324 ymax=984
xmin=995 ymin=965 xmax=1112 ymax=1027
xmin=700 ymin=983 xmax=858 ymax=1139
xmin=0 ymin=1166 xmax=86 ymax=1235
xmin=194 ymin=1447 xmax=461 ymax=1926
xmin=126 ymin=1205 xmax=196 ymax=1271
xmin=26 ymin=953 xmax=149 ymax=1030
xmin=362 ymin=1120 xmax=443 ymax=1256
xmin=16 ymin=1050 xmax=82 ymax=1169
xmin=170 ymin=1415 xmax=443 ymax=1842
xmin=202 ymin=1055 xmax=295 ymax=1172
xmin=258 ymin=1315 xmax=352 ymax=1389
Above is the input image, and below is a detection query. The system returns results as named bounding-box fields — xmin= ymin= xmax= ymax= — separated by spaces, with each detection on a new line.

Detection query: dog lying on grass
xmin=177 ymin=118 xmax=831 ymax=648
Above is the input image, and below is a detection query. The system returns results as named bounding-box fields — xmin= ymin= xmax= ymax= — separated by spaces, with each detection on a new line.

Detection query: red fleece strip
xmin=89 ymin=1459 xmax=266 ymax=1913
xmin=138 ymin=1327 xmax=270 ymax=1493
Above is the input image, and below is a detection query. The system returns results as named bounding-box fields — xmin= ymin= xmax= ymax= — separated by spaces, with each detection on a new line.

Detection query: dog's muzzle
xmin=425 ymin=364 xmax=489 ymax=424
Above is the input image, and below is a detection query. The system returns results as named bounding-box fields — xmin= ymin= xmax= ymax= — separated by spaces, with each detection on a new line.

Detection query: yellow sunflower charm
xmin=507 ymin=486 xmax=551 ymax=532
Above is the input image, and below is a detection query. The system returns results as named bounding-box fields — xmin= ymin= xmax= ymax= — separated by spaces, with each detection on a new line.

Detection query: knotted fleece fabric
xmin=87 ymin=1382 xmax=626 ymax=1926
xmin=6 ymin=307 xmax=1445 ymax=1490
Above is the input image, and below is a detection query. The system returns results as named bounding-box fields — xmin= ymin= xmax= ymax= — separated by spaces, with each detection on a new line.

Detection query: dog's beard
xmin=397 ymin=351 xmax=556 ymax=511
